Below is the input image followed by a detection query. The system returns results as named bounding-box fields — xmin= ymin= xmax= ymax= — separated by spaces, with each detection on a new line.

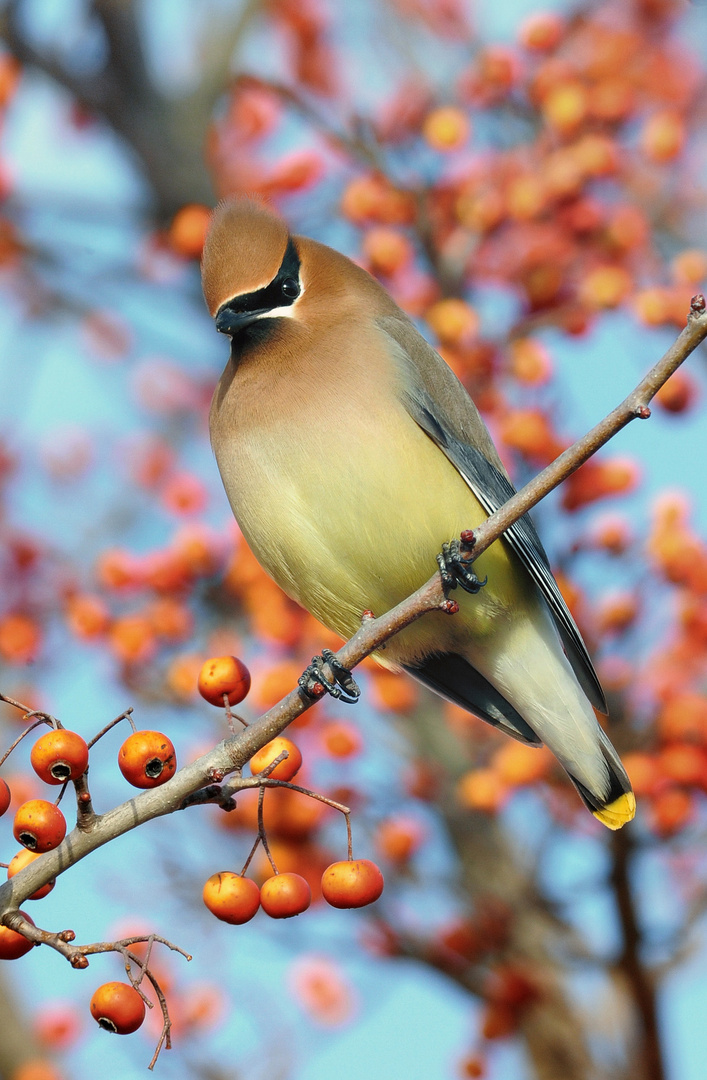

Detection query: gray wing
xmin=378 ymin=314 xmax=607 ymax=715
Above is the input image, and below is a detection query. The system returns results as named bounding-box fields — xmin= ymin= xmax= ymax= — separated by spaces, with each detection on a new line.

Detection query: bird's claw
xmin=437 ymin=538 xmax=487 ymax=595
xmin=298 ymin=648 xmax=361 ymax=704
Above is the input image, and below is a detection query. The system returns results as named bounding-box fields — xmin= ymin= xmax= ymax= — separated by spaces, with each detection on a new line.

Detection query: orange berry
xmin=321 ymin=859 xmax=384 ymax=908
xmin=605 ymin=206 xmax=648 ymax=255
xmin=260 ymin=872 xmax=311 ymax=918
xmin=30 ymin=729 xmax=89 ymax=785
xmin=591 ymin=515 xmax=632 ymax=555
xmin=518 ymin=12 xmax=564 ymax=52
xmin=3 ymin=771 xmax=40 ymax=808
xmin=459 ymin=1053 xmax=486 ymax=1078
xmin=463 ymin=47 xmax=519 ymax=104
xmin=262 ymin=785 xmax=327 ymax=841
xmin=633 ymin=287 xmax=673 ymax=327
xmin=654 ymin=372 xmax=697 ymax=414
xmin=375 ymin=816 xmax=424 ymax=863
xmin=542 ymin=81 xmax=587 ymax=136
xmin=287 ymin=954 xmax=356 ymax=1025
xmin=579 ymin=265 xmax=632 ymax=309
xmin=7 ymin=849 xmax=55 ymax=900
xmin=165 ymin=653 xmax=203 ymax=701
xmin=505 ymin=175 xmax=546 ymax=222
xmin=571 ymin=133 xmax=618 ymax=178
xmin=249 ymin=736 xmax=302 ymax=782
xmin=456 ymin=768 xmax=508 ymax=813
xmin=34 ymin=1002 xmax=81 ymax=1050
xmin=523 ymin=263 xmax=564 ymax=307
xmin=596 ymin=591 xmax=639 ymax=635
xmin=264 ymin=150 xmax=323 ymax=195
xmin=0 ymin=777 xmax=10 ymax=816
xmin=108 ymin=614 xmax=156 ymax=665
xmin=492 ymin=743 xmax=553 ymax=787
xmin=659 ymin=743 xmax=707 ymax=788
xmin=362 ymin=227 xmax=413 ymax=276
xmin=657 ymin=693 xmax=707 ymax=743
xmin=369 ymin=667 xmax=418 ymax=714
xmin=425 ymin=298 xmax=479 ymax=345
xmin=146 ymin=596 xmax=193 ymax=642
xmin=65 ymin=593 xmax=110 ymax=640
xmin=456 ymin=186 xmax=506 ymax=233
xmin=13 ymin=800 xmax=66 ymax=852
xmin=321 ymin=721 xmax=362 ymax=758
xmin=168 ymin=203 xmax=212 ymax=259
xmin=0 ymin=54 xmax=20 ymax=108
xmin=499 ymin=408 xmax=564 ymax=464
xmin=542 ymin=150 xmax=584 ymax=202
xmin=202 ymin=873 xmax=260 ymax=924
xmin=588 ymin=77 xmax=634 ymax=124
xmin=437 ymin=919 xmax=482 ymax=962
xmin=161 ymin=471 xmax=208 ymax=516
xmin=0 ymin=613 xmax=42 ymax=664
xmin=641 ymin=111 xmax=685 ymax=163
xmin=198 ymin=655 xmax=251 ymax=706
xmin=340 ymin=175 xmax=414 ymax=225
xmin=622 ymin=752 xmax=661 ymax=798
xmin=481 ymin=1002 xmax=518 ymax=1039
xmin=95 ymin=548 xmax=143 ymax=591
xmin=230 ymin=84 xmax=280 ymax=141
xmin=0 ymin=912 xmax=35 ymax=959
xmin=508 ymin=338 xmax=552 ymax=385
xmin=649 ymin=787 xmax=694 ymax=837
xmin=671 ymin=249 xmax=707 ymax=286
xmin=89 ymin=981 xmax=146 ymax=1035
xmin=562 ymin=458 xmax=640 ymax=511
xmin=118 ymin=731 xmax=176 ymax=788
xmin=422 ymin=107 xmax=470 ymax=151
xmin=11 ymin=1059 xmax=65 ymax=1080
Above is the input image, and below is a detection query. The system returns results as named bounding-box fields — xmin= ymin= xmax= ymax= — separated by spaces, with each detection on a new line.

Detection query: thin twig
xmin=87 ymin=707 xmax=135 ymax=748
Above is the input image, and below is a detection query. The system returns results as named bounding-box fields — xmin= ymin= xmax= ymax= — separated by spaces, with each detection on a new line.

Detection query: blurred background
xmin=0 ymin=0 xmax=706 ymax=1078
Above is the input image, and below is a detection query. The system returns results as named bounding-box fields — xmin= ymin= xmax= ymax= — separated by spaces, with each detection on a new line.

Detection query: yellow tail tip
xmin=592 ymin=791 xmax=636 ymax=830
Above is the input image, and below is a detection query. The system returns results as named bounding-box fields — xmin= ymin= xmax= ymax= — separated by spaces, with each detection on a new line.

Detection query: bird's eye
xmin=281 ymin=277 xmax=300 ymax=299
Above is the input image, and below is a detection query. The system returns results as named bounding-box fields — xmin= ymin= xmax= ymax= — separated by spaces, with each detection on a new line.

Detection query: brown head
xmin=201 ymin=198 xmax=292 ymax=320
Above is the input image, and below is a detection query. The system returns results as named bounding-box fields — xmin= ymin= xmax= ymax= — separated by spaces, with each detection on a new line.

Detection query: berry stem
xmin=87 ymin=707 xmax=135 ymax=748
xmin=257 ymin=785 xmax=279 ymax=874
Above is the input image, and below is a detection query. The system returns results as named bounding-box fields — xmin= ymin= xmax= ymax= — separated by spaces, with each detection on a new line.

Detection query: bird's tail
xmin=405 ymin=648 xmax=636 ymax=830
xmin=566 ymin=725 xmax=635 ymax=830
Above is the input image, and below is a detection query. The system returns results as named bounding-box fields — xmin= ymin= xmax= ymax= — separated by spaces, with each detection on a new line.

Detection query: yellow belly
xmin=216 ymin=392 xmax=535 ymax=666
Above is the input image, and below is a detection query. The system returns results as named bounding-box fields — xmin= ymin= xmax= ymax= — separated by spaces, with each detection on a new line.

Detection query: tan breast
xmin=210 ymin=313 xmax=529 ymax=658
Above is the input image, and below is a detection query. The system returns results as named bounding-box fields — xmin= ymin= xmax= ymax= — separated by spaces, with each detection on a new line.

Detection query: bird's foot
xmin=298 ymin=649 xmax=361 ymax=704
xmin=437 ymin=535 xmax=487 ymax=595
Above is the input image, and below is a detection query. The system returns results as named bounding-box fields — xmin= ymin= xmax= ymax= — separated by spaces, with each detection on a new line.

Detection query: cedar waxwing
xmin=203 ymin=197 xmax=635 ymax=830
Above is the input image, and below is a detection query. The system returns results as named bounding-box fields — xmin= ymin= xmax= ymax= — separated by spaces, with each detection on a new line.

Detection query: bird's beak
xmin=215 ymin=306 xmax=270 ymax=336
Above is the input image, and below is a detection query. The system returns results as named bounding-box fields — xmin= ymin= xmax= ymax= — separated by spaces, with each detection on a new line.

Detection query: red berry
xmin=321 ymin=859 xmax=385 ymax=908
xmin=30 ymin=730 xmax=89 ymax=785
xmin=260 ymin=873 xmax=311 ymax=918
xmin=89 ymin=981 xmax=145 ymax=1034
xmin=202 ymin=872 xmax=260 ymax=924
xmin=198 ymin=655 xmax=251 ymax=706
xmin=13 ymin=800 xmax=66 ymax=852
xmin=118 ymin=731 xmax=176 ymax=788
